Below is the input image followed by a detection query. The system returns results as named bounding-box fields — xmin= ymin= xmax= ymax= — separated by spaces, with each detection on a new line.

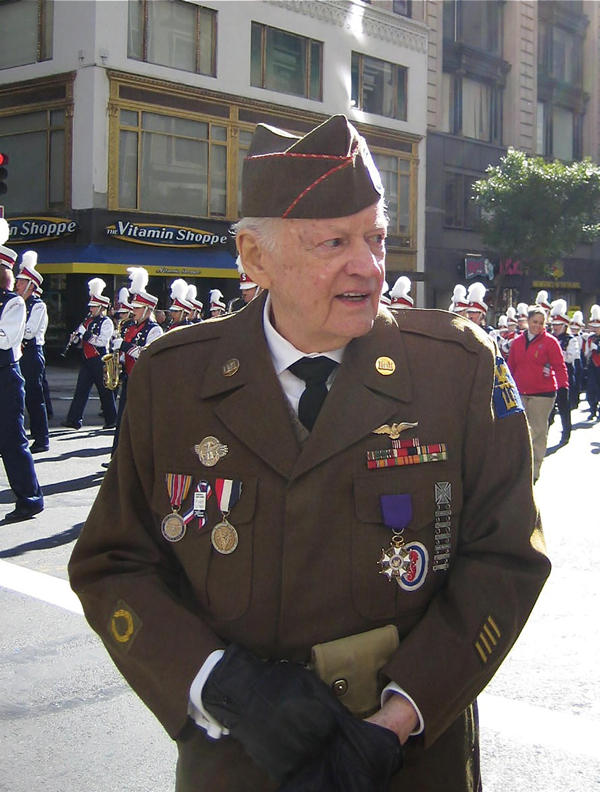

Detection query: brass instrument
xmin=102 ymin=319 xmax=124 ymax=390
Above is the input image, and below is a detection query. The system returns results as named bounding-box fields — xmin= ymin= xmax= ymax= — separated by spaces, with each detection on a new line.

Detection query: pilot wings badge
xmin=373 ymin=422 xmax=418 ymax=440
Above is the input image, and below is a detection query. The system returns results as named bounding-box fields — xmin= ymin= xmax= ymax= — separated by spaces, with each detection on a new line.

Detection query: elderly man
xmin=69 ymin=116 xmax=550 ymax=791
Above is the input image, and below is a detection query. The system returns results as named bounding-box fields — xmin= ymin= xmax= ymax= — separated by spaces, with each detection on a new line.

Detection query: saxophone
xmin=102 ymin=319 xmax=124 ymax=390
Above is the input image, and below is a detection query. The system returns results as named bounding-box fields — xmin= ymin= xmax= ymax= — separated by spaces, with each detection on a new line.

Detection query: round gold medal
xmin=211 ymin=520 xmax=238 ymax=555
xmin=161 ymin=512 xmax=186 ymax=542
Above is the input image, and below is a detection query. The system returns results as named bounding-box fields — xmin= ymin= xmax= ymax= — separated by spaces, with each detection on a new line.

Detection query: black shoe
xmin=30 ymin=442 xmax=49 ymax=454
xmin=102 ymin=423 xmax=117 ymax=430
xmin=4 ymin=503 xmax=44 ymax=523
xmin=61 ymin=420 xmax=81 ymax=429
xmin=101 ymin=461 xmax=110 ymax=469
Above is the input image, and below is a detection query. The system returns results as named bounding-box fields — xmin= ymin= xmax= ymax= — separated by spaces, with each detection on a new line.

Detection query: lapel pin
xmin=375 ymin=356 xmax=396 ymax=375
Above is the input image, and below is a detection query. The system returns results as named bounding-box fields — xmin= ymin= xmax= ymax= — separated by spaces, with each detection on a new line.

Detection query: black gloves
xmin=201 ymin=644 xmax=345 ymax=782
xmin=277 ymin=716 xmax=403 ymax=792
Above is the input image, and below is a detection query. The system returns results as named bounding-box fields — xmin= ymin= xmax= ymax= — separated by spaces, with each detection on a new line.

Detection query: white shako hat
xmin=570 ymin=310 xmax=584 ymax=329
xmin=466 ymin=281 xmax=488 ymax=313
xmin=535 ymin=290 xmax=551 ymax=312
xmin=115 ymin=286 xmax=133 ymax=312
xmin=506 ymin=306 xmax=517 ymax=327
xmin=379 ymin=281 xmax=391 ymax=306
xmin=236 ymin=256 xmax=257 ymax=291
xmin=588 ymin=304 xmax=600 ymax=329
xmin=516 ymin=302 xmax=529 ymax=320
xmin=497 ymin=315 xmax=508 ymax=330
xmin=550 ymin=298 xmax=569 ymax=325
xmin=209 ymin=288 xmax=226 ymax=311
xmin=169 ymin=278 xmax=192 ymax=312
xmin=128 ymin=266 xmax=158 ymax=309
xmin=16 ymin=250 xmax=43 ymax=290
xmin=389 ymin=276 xmax=414 ymax=308
xmin=449 ymin=284 xmax=469 ymax=313
xmin=0 ymin=218 xmax=17 ymax=271
xmin=186 ymin=283 xmax=204 ymax=311
xmin=87 ymin=278 xmax=110 ymax=308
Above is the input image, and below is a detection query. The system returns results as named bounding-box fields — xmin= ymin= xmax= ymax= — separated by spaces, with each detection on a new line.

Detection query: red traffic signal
xmin=0 ymin=152 xmax=8 ymax=195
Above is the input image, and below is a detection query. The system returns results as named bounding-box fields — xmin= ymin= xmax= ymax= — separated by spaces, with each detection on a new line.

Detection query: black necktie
xmin=288 ymin=356 xmax=338 ymax=431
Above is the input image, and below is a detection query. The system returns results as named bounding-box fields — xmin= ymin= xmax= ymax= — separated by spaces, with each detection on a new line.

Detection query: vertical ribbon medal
xmin=182 ymin=481 xmax=213 ymax=530
xmin=162 ymin=474 xmax=193 ymax=542
xmin=211 ymin=479 xmax=242 ymax=555
xmin=378 ymin=494 xmax=413 ymax=581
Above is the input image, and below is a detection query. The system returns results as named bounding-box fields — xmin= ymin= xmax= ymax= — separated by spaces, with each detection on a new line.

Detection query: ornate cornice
xmin=266 ymin=0 xmax=428 ymax=54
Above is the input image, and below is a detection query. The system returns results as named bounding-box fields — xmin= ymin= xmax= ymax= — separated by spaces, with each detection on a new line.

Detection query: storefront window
xmin=128 ymin=0 xmax=216 ymax=76
xmin=250 ymin=22 xmax=322 ymax=101
xmin=351 ymin=52 xmax=408 ymax=121
xmin=372 ymin=152 xmax=412 ymax=238
xmin=0 ymin=109 xmax=66 ymax=213
xmin=0 ymin=0 xmax=53 ymax=70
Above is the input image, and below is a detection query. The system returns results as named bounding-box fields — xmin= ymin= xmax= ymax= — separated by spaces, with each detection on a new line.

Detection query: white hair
xmin=231 ymin=217 xmax=286 ymax=254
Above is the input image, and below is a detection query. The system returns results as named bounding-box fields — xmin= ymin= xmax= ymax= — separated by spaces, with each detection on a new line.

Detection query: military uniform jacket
xmin=69 ymin=294 xmax=550 ymax=791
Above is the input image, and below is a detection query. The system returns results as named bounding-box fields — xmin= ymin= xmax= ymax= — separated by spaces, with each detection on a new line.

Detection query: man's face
xmin=89 ymin=305 xmax=103 ymax=317
xmin=170 ymin=309 xmax=184 ymax=323
xmin=132 ymin=306 xmax=147 ymax=324
xmin=551 ymin=322 xmax=566 ymax=335
xmin=242 ymin=202 xmax=387 ymax=353
xmin=14 ymin=278 xmax=32 ymax=298
xmin=242 ymin=286 xmax=258 ymax=304
xmin=466 ymin=309 xmax=484 ymax=326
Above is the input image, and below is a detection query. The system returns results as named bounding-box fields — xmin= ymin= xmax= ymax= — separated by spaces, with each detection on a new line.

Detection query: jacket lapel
xmin=199 ymin=295 xmax=301 ymax=478
xmin=291 ymin=311 xmax=414 ymax=479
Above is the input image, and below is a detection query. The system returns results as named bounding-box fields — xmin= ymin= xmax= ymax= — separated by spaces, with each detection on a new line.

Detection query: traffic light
xmin=0 ymin=153 xmax=8 ymax=195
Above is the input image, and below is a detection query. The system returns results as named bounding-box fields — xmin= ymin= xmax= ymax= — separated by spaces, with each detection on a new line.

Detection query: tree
xmin=472 ymin=147 xmax=600 ymax=276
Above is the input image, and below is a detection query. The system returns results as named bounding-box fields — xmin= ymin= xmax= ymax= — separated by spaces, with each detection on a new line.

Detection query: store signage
xmin=499 ymin=259 xmax=524 ymax=276
xmin=7 ymin=216 xmax=78 ymax=243
xmin=465 ymin=255 xmax=494 ymax=280
xmin=105 ymin=221 xmax=228 ymax=248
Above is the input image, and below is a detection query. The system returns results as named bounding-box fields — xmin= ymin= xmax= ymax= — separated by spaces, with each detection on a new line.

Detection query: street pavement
xmin=0 ymin=364 xmax=599 ymax=791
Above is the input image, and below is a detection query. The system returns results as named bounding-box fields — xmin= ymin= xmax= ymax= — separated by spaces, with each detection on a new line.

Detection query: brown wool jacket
xmin=69 ymin=293 xmax=550 ymax=792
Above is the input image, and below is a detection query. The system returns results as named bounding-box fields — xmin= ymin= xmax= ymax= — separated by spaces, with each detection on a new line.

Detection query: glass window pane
xmin=140 ymin=131 xmax=208 ymax=215
xmin=462 ymin=78 xmax=490 ymax=141
xmin=142 ymin=112 xmax=208 ymax=139
xmin=553 ymin=106 xmax=574 ymax=161
xmin=0 ymin=130 xmax=47 ymax=213
xmin=43 ymin=0 xmax=54 ymax=61
xmin=50 ymin=109 xmax=65 ymax=127
xmin=147 ymin=0 xmax=196 ymax=72
xmin=127 ymin=0 xmax=144 ymax=60
xmin=0 ymin=0 xmax=39 ymax=69
xmin=351 ymin=52 xmax=360 ymax=108
xmin=552 ymin=27 xmax=578 ymax=84
xmin=49 ymin=128 xmax=64 ymax=206
xmin=374 ymin=153 xmax=399 ymax=231
xmin=120 ymin=109 xmax=139 ymax=127
xmin=250 ymin=23 xmax=263 ymax=87
xmin=536 ymin=102 xmax=546 ymax=155
xmin=309 ymin=41 xmax=322 ymax=101
xmin=396 ymin=66 xmax=407 ymax=121
xmin=198 ymin=7 xmax=215 ymax=76
xmin=265 ymin=27 xmax=306 ymax=96
xmin=210 ymin=143 xmax=227 ymax=216
xmin=399 ymin=171 xmax=410 ymax=234
xmin=440 ymin=73 xmax=452 ymax=133
xmin=212 ymin=125 xmax=227 ymax=142
xmin=119 ymin=129 xmax=139 ymax=209
xmin=444 ymin=171 xmax=459 ymax=226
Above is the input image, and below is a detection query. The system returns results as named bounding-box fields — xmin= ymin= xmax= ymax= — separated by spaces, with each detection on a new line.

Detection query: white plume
xmin=536 ymin=290 xmax=549 ymax=306
xmin=466 ymin=281 xmax=487 ymax=304
xmin=170 ymin=279 xmax=188 ymax=302
xmin=590 ymin=305 xmax=600 ymax=322
xmin=390 ymin=276 xmax=412 ymax=300
xmin=0 ymin=218 xmax=9 ymax=246
xmin=571 ymin=310 xmax=584 ymax=325
xmin=236 ymin=255 xmax=246 ymax=275
xmin=517 ymin=302 xmax=529 ymax=317
xmin=452 ymin=284 xmax=467 ymax=302
xmin=210 ymin=288 xmax=224 ymax=303
xmin=550 ymin=299 xmax=568 ymax=319
xmin=506 ymin=306 xmax=516 ymax=322
xmin=186 ymin=284 xmax=198 ymax=302
xmin=127 ymin=267 xmax=149 ymax=295
xmin=118 ymin=287 xmax=130 ymax=304
xmin=498 ymin=315 xmax=508 ymax=328
xmin=88 ymin=278 xmax=106 ymax=298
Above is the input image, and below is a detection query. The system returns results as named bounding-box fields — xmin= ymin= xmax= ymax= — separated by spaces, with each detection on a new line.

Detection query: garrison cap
xmin=242 ymin=114 xmax=383 ymax=219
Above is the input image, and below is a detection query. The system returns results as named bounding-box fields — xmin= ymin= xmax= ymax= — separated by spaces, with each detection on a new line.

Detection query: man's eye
xmin=370 ymin=234 xmax=387 ymax=245
xmin=322 ymin=238 xmax=343 ymax=248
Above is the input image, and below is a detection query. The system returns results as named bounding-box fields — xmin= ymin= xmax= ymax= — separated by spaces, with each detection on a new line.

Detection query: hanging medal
xmin=378 ymin=494 xmax=413 ymax=583
xmin=182 ymin=481 xmax=212 ymax=530
xmin=211 ymin=479 xmax=242 ymax=555
xmin=162 ymin=473 xmax=193 ymax=542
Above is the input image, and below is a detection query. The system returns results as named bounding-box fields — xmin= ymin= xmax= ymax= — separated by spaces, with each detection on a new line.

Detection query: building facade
xmin=0 ymin=0 xmax=428 ymax=348
xmin=425 ymin=0 xmax=600 ymax=320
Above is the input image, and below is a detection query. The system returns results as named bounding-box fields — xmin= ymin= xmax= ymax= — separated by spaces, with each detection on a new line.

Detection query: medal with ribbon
xmin=182 ymin=480 xmax=212 ymax=530
xmin=211 ymin=479 xmax=242 ymax=555
xmin=378 ymin=494 xmax=413 ymax=582
xmin=162 ymin=473 xmax=193 ymax=542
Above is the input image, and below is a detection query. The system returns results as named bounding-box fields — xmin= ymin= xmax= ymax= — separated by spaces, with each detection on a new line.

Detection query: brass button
xmin=223 ymin=358 xmax=240 ymax=377
xmin=332 ymin=678 xmax=348 ymax=696
xmin=375 ymin=356 xmax=395 ymax=376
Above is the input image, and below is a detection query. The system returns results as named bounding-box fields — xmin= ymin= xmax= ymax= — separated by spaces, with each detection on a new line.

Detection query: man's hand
xmin=366 ymin=694 xmax=419 ymax=745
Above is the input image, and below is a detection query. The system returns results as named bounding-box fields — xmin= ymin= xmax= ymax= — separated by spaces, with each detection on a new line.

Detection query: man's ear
xmin=236 ymin=231 xmax=272 ymax=290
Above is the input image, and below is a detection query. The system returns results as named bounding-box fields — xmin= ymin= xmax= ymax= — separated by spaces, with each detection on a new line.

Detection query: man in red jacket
xmin=508 ymin=305 xmax=569 ymax=481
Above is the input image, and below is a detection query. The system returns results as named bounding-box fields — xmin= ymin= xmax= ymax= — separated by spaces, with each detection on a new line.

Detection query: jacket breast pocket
xmin=152 ymin=472 xmax=257 ymax=622
xmin=350 ymin=469 xmax=458 ymax=623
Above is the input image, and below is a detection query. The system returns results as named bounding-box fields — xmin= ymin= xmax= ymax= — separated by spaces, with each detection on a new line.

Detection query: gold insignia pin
xmin=223 ymin=358 xmax=240 ymax=377
xmin=194 ymin=436 xmax=229 ymax=467
xmin=373 ymin=422 xmax=419 ymax=440
xmin=375 ymin=356 xmax=396 ymax=375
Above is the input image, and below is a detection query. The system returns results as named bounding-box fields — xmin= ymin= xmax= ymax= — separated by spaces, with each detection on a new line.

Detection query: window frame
xmin=0 ymin=0 xmax=53 ymax=70
xmin=441 ymin=72 xmax=502 ymax=145
xmin=444 ymin=170 xmax=481 ymax=230
xmin=351 ymin=51 xmax=408 ymax=122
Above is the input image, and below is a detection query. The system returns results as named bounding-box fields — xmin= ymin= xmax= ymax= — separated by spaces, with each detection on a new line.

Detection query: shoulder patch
xmin=493 ymin=356 xmax=523 ymax=418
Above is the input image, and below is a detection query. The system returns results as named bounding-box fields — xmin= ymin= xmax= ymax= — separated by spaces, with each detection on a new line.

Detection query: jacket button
xmin=332 ymin=678 xmax=348 ymax=696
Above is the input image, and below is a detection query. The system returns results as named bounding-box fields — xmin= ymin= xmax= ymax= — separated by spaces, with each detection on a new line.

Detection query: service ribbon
xmin=165 ymin=473 xmax=193 ymax=510
xmin=215 ymin=479 xmax=242 ymax=515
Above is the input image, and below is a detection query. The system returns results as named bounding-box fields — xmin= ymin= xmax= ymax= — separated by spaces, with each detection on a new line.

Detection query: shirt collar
xmin=262 ymin=293 xmax=346 ymax=375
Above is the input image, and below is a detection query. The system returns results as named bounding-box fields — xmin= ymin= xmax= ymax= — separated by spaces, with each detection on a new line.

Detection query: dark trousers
xmin=42 ymin=368 xmax=53 ymax=417
xmin=0 ymin=364 xmax=44 ymax=510
xmin=66 ymin=355 xmax=117 ymax=427
xmin=111 ymin=376 xmax=128 ymax=456
xmin=587 ymin=364 xmax=600 ymax=417
xmin=20 ymin=344 xmax=49 ymax=446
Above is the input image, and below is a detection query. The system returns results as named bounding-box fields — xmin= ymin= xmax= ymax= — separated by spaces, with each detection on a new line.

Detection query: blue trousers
xmin=66 ymin=355 xmax=117 ymax=427
xmin=20 ymin=344 xmax=49 ymax=446
xmin=0 ymin=363 xmax=44 ymax=510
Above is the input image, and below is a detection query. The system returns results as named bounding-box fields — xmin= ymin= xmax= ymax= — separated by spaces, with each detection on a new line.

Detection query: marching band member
xmin=167 ymin=279 xmax=193 ymax=330
xmin=584 ymin=305 xmax=600 ymax=420
xmin=187 ymin=284 xmax=204 ymax=324
xmin=389 ymin=276 xmax=413 ymax=310
xmin=549 ymin=299 xmax=577 ymax=444
xmin=14 ymin=251 xmax=50 ymax=453
xmin=449 ymin=284 xmax=468 ymax=316
xmin=61 ymin=278 xmax=117 ymax=430
xmin=0 ymin=220 xmax=44 ymax=522
xmin=228 ymin=257 xmax=261 ymax=313
xmin=209 ymin=288 xmax=227 ymax=318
